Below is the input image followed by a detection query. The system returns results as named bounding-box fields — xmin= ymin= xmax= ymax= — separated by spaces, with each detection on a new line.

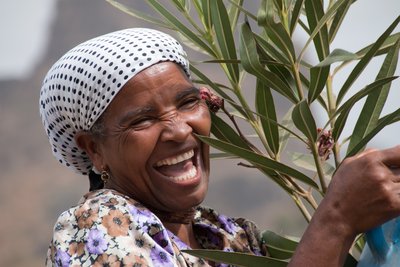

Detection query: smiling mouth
xmin=154 ymin=149 xmax=198 ymax=181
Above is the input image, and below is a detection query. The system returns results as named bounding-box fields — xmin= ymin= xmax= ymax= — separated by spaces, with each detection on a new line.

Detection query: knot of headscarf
xmin=39 ymin=28 xmax=190 ymax=175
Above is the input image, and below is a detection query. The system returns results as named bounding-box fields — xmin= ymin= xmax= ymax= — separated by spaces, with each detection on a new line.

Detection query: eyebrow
xmin=118 ymin=106 xmax=155 ymax=125
xmin=175 ymin=86 xmax=199 ymax=102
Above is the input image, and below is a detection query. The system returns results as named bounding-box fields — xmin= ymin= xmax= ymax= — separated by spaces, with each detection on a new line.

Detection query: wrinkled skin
xmin=290 ymin=147 xmax=400 ymax=266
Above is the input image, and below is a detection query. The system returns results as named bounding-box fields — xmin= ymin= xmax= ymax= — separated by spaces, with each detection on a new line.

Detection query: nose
xmin=160 ymin=113 xmax=192 ymax=142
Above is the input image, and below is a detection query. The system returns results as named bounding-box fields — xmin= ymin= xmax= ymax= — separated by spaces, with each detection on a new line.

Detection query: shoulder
xmin=47 ymin=189 xmax=177 ymax=266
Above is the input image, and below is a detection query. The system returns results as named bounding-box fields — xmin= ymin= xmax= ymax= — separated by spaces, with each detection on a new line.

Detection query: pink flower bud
xmin=316 ymin=128 xmax=334 ymax=160
xmin=199 ymin=87 xmax=224 ymax=113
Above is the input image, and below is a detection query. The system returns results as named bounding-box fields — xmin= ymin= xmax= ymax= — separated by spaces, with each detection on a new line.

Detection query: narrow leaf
xmin=279 ymin=105 xmax=295 ymax=154
xmin=210 ymin=113 xmax=250 ymax=149
xmin=315 ymin=49 xmax=359 ymax=67
xmin=290 ymin=152 xmax=335 ymax=177
xmin=337 ymin=16 xmax=400 ymax=104
xmin=256 ymin=79 xmax=280 ymax=154
xmin=347 ymin=38 xmax=400 ymax=153
xmin=200 ymin=0 xmax=212 ymax=30
xmin=356 ymin=33 xmax=400 ymax=59
xmin=210 ymin=0 xmax=239 ymax=83
xmin=308 ymin=66 xmax=330 ymax=103
xmin=292 ymin=100 xmax=318 ymax=142
xmin=262 ymin=230 xmax=298 ymax=251
xmin=240 ymin=21 xmax=299 ymax=103
xmin=198 ymin=136 xmax=318 ymax=188
xmin=346 ymin=107 xmax=400 ymax=158
xmin=146 ymin=0 xmax=216 ymax=57
xmin=304 ymin=0 xmax=330 ymax=60
xmin=289 ymin=0 xmax=304 ymax=35
xmin=332 ymin=77 xmax=398 ymax=140
xmin=299 ymin=0 xmax=349 ymax=61
xmin=182 ymin=249 xmax=288 ymax=267
xmin=228 ymin=0 xmax=243 ymax=32
xmin=106 ymin=0 xmax=170 ymax=28
xmin=328 ymin=0 xmax=353 ymax=43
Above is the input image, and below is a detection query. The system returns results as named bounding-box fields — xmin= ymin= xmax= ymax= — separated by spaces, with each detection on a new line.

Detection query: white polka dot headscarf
xmin=39 ymin=28 xmax=190 ymax=175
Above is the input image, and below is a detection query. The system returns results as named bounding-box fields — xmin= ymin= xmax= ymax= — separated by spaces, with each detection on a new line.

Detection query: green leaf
xmin=279 ymin=105 xmax=296 ymax=154
xmin=239 ymin=21 xmax=299 ymax=103
xmin=228 ymin=0 xmax=243 ymax=32
xmin=308 ymin=66 xmax=330 ymax=103
xmin=289 ymin=0 xmax=304 ymax=35
xmin=105 ymin=0 xmax=170 ymax=28
xmin=304 ymin=0 xmax=330 ymax=60
xmin=337 ymin=16 xmax=400 ymax=104
xmin=315 ymin=49 xmax=359 ymax=67
xmin=146 ymin=0 xmax=216 ymax=57
xmin=210 ymin=0 xmax=239 ymax=83
xmin=356 ymin=33 xmax=400 ymax=59
xmin=254 ymin=33 xmax=291 ymax=65
xmin=262 ymin=230 xmax=298 ymax=251
xmin=210 ymin=152 xmax=237 ymax=159
xmin=292 ymin=100 xmax=317 ymax=142
xmin=299 ymin=0 xmax=349 ymax=61
xmin=200 ymin=0 xmax=212 ymax=30
xmin=210 ymin=113 xmax=250 ymax=149
xmin=332 ymin=77 xmax=398 ymax=140
xmin=290 ymin=152 xmax=335 ymax=178
xmin=257 ymin=0 xmax=296 ymax=63
xmin=346 ymin=107 xmax=400 ymax=158
xmin=198 ymin=136 xmax=318 ymax=188
xmin=256 ymin=79 xmax=280 ymax=154
xmin=347 ymin=38 xmax=400 ymax=153
xmin=328 ymin=0 xmax=353 ymax=43
xmin=182 ymin=249 xmax=288 ymax=267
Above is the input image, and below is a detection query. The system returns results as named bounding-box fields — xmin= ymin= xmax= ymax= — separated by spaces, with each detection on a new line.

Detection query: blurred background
xmin=0 ymin=0 xmax=399 ymax=266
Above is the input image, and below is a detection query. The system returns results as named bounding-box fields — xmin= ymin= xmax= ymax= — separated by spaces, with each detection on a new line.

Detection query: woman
xmin=40 ymin=28 xmax=400 ymax=266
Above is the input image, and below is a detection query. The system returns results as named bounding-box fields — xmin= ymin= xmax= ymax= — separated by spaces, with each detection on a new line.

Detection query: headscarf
xmin=39 ymin=28 xmax=190 ymax=175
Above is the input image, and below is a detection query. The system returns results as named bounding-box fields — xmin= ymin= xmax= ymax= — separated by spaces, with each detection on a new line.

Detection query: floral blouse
xmin=46 ymin=189 xmax=267 ymax=266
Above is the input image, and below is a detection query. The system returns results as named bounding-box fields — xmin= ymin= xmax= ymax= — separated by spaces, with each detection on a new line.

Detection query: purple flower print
xmin=218 ymin=214 xmax=236 ymax=234
xmin=55 ymin=249 xmax=70 ymax=267
xmin=86 ymin=229 xmax=108 ymax=255
xmin=150 ymin=246 xmax=174 ymax=267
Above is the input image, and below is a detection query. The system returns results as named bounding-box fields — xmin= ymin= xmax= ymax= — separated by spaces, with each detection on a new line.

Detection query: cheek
xmin=191 ymin=105 xmax=211 ymax=134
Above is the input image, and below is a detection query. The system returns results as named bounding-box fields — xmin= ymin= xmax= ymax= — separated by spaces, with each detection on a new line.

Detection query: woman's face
xmin=95 ymin=62 xmax=211 ymax=212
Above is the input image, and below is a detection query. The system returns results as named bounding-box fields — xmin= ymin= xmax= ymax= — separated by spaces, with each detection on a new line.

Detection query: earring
xmin=100 ymin=170 xmax=110 ymax=185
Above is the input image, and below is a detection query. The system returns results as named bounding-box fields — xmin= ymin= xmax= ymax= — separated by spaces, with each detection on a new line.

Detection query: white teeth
xmin=169 ymin=165 xmax=197 ymax=181
xmin=155 ymin=150 xmax=194 ymax=167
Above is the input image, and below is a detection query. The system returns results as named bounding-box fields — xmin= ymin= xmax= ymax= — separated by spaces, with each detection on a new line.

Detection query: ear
xmin=75 ymin=131 xmax=106 ymax=171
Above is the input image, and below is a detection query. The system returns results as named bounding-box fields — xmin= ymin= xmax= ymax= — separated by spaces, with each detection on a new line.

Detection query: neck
xmin=152 ymin=207 xmax=201 ymax=249
xmin=163 ymin=221 xmax=202 ymax=249
xmin=153 ymin=207 xmax=196 ymax=224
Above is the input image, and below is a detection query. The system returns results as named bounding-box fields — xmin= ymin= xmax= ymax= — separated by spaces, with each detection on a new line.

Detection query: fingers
xmin=380 ymin=145 xmax=400 ymax=167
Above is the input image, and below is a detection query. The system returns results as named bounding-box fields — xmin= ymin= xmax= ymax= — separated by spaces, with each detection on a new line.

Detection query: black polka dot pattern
xmin=39 ymin=28 xmax=190 ymax=175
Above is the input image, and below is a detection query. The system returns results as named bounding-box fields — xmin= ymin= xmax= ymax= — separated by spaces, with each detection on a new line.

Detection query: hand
xmin=322 ymin=146 xmax=400 ymax=237
xmin=289 ymin=146 xmax=400 ymax=267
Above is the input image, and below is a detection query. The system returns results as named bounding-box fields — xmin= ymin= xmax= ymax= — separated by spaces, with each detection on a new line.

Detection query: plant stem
xmin=292 ymin=194 xmax=312 ymax=223
xmin=292 ymin=63 xmax=304 ymax=100
xmin=326 ymin=74 xmax=341 ymax=167
xmin=311 ymin=143 xmax=328 ymax=193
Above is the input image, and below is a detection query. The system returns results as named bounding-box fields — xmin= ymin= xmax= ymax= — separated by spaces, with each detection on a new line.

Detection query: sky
xmin=0 ymin=0 xmax=57 ymax=80
xmin=0 ymin=0 xmax=399 ymax=147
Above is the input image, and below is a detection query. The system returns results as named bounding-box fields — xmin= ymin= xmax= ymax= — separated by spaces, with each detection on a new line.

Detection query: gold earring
xmin=100 ymin=170 xmax=110 ymax=184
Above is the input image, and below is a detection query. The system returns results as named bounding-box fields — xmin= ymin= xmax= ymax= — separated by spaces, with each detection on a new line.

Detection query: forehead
xmin=103 ymin=62 xmax=194 ymax=117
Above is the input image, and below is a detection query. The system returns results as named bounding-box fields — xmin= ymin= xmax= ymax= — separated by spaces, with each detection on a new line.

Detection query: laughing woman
xmin=40 ymin=28 xmax=400 ymax=267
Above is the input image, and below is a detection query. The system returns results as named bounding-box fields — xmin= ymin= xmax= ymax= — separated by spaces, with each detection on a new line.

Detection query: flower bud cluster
xmin=199 ymin=87 xmax=224 ymax=113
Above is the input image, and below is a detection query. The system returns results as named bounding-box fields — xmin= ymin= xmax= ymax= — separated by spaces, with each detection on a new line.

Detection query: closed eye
xmin=129 ymin=117 xmax=156 ymax=129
